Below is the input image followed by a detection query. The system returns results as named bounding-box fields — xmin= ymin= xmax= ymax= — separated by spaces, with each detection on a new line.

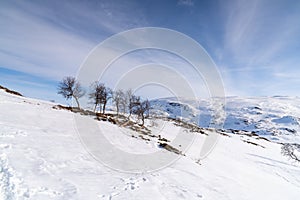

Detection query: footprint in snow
xmin=16 ymin=130 xmax=28 ymax=136
xmin=0 ymin=144 xmax=11 ymax=149
xmin=0 ymin=131 xmax=27 ymax=138
xmin=106 ymin=176 xmax=149 ymax=197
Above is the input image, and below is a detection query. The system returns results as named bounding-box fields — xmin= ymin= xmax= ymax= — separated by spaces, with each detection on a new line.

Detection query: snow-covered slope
xmin=1 ymin=90 xmax=300 ymax=199
xmin=151 ymin=96 xmax=300 ymax=144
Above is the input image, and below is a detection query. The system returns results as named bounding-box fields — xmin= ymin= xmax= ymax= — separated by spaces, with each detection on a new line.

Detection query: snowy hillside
xmin=151 ymin=96 xmax=300 ymax=144
xmin=1 ymin=89 xmax=300 ymax=199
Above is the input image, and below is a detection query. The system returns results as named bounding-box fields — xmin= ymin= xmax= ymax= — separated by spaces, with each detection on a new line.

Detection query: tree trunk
xmin=73 ymin=96 xmax=80 ymax=108
xmin=99 ymin=104 xmax=102 ymax=114
xmin=127 ymin=111 xmax=131 ymax=120
xmin=93 ymin=103 xmax=97 ymax=112
xmin=141 ymin=113 xmax=145 ymax=126
xmin=103 ymin=101 xmax=106 ymax=114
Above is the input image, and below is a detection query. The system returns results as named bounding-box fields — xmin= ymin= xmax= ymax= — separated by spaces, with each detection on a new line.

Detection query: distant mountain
xmin=151 ymin=96 xmax=300 ymax=144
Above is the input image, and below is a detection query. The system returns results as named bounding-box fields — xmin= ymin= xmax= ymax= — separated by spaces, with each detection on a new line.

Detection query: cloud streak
xmin=222 ymin=0 xmax=299 ymax=65
xmin=215 ymin=0 xmax=300 ymax=96
xmin=177 ymin=0 xmax=194 ymax=6
xmin=0 ymin=0 xmax=148 ymax=81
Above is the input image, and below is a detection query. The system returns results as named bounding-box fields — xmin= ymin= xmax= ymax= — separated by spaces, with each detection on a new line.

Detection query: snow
xmin=151 ymin=96 xmax=300 ymax=144
xmin=272 ymin=116 xmax=299 ymax=125
xmin=1 ymin=90 xmax=300 ymax=199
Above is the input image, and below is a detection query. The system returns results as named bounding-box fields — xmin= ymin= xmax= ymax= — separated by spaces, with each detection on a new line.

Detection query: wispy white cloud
xmin=0 ymin=0 xmax=148 ymax=81
xmin=216 ymin=0 xmax=300 ymax=96
xmin=77 ymin=47 xmax=210 ymax=99
xmin=1 ymin=0 xmax=299 ymax=99
xmin=222 ymin=0 xmax=300 ymax=65
xmin=177 ymin=0 xmax=194 ymax=7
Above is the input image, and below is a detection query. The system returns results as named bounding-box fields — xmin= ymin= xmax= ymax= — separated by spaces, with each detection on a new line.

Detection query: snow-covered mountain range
xmin=151 ymin=96 xmax=300 ymax=144
xmin=1 ymin=88 xmax=300 ymax=199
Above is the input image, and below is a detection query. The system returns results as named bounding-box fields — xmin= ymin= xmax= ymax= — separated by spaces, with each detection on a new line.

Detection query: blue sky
xmin=1 ymin=0 xmax=300 ymax=103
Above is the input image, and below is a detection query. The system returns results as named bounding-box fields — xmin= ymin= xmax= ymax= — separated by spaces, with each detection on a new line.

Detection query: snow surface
xmin=151 ymin=96 xmax=300 ymax=144
xmin=1 ymin=90 xmax=300 ymax=199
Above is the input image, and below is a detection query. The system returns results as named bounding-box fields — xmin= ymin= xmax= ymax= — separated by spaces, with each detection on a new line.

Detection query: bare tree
xmin=89 ymin=82 xmax=105 ymax=112
xmin=144 ymin=99 xmax=151 ymax=118
xmin=112 ymin=89 xmax=125 ymax=115
xmin=131 ymin=97 xmax=150 ymax=126
xmin=281 ymin=143 xmax=300 ymax=162
xmin=57 ymin=76 xmax=85 ymax=108
xmin=140 ymin=99 xmax=150 ymax=126
xmin=121 ymin=94 xmax=127 ymax=114
xmin=102 ymin=87 xmax=112 ymax=114
xmin=125 ymin=89 xmax=133 ymax=115
xmin=89 ymin=82 xmax=112 ymax=114
xmin=129 ymin=94 xmax=140 ymax=118
xmin=120 ymin=89 xmax=132 ymax=114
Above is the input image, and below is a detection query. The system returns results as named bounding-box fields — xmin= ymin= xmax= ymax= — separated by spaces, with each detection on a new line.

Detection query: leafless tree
xmin=112 ymin=89 xmax=125 ymax=115
xmin=57 ymin=76 xmax=85 ymax=108
xmin=121 ymin=89 xmax=131 ymax=114
xmin=128 ymin=94 xmax=140 ymax=118
xmin=141 ymin=99 xmax=150 ymax=125
xmin=132 ymin=97 xmax=150 ymax=126
xmin=144 ymin=99 xmax=151 ymax=118
xmin=89 ymin=82 xmax=112 ymax=114
xmin=102 ymin=87 xmax=112 ymax=114
xmin=281 ymin=143 xmax=300 ymax=162
xmin=89 ymin=82 xmax=104 ymax=112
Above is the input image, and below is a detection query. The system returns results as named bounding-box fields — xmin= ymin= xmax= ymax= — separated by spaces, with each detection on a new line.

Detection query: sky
xmin=1 ymin=0 xmax=300 ymax=104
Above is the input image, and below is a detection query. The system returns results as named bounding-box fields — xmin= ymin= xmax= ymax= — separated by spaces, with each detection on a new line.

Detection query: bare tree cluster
xmin=132 ymin=97 xmax=150 ymax=126
xmin=57 ymin=76 xmax=150 ymax=125
xmin=89 ymin=82 xmax=112 ymax=114
xmin=281 ymin=143 xmax=300 ymax=162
